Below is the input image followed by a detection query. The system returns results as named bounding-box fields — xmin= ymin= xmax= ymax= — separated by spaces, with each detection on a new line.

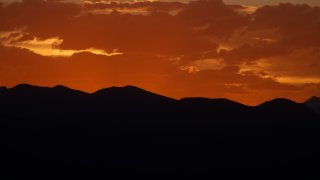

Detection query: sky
xmin=224 ymin=0 xmax=320 ymax=6
xmin=0 ymin=0 xmax=320 ymax=105
xmin=1 ymin=0 xmax=320 ymax=6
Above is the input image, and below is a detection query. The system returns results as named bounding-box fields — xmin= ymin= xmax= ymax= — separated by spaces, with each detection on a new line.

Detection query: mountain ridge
xmin=0 ymin=84 xmax=318 ymax=111
xmin=1 ymin=83 xmax=320 ymax=178
xmin=305 ymin=96 xmax=320 ymax=114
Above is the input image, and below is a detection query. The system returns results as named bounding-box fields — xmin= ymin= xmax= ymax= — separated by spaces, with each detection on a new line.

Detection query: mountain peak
xmin=10 ymin=84 xmax=51 ymax=93
xmin=94 ymin=85 xmax=151 ymax=95
xmin=306 ymin=96 xmax=320 ymax=102
xmin=51 ymin=85 xmax=88 ymax=96
xmin=256 ymin=98 xmax=302 ymax=113
xmin=123 ymin=85 xmax=140 ymax=89
xmin=93 ymin=85 xmax=176 ymax=103
xmin=258 ymin=98 xmax=297 ymax=106
xmin=11 ymin=83 xmax=38 ymax=90
xmin=52 ymin=84 xmax=70 ymax=90
xmin=305 ymin=96 xmax=320 ymax=114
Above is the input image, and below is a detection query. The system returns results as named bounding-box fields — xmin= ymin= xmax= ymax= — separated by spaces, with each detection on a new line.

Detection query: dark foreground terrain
xmin=1 ymin=84 xmax=320 ymax=179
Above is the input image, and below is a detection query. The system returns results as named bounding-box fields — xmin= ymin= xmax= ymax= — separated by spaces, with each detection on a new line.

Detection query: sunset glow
xmin=0 ymin=29 xmax=123 ymax=57
xmin=0 ymin=0 xmax=320 ymax=105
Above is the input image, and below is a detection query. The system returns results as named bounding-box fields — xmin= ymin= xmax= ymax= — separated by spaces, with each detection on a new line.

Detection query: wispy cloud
xmin=0 ymin=29 xmax=123 ymax=57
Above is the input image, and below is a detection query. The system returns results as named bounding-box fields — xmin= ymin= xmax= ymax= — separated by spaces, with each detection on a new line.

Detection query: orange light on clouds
xmin=0 ymin=0 xmax=319 ymax=105
xmin=0 ymin=29 xmax=123 ymax=57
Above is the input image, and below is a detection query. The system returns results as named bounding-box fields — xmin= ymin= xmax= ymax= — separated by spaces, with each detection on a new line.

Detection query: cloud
xmin=250 ymin=3 xmax=320 ymax=48
xmin=223 ymin=0 xmax=320 ymax=6
xmin=180 ymin=58 xmax=226 ymax=73
xmin=0 ymin=0 xmax=320 ymax=105
xmin=1 ymin=43 xmax=319 ymax=105
xmin=239 ymin=48 xmax=320 ymax=85
xmin=82 ymin=1 xmax=185 ymax=15
xmin=0 ymin=29 xmax=123 ymax=57
xmin=0 ymin=0 xmax=81 ymax=32
xmin=176 ymin=0 xmax=250 ymax=37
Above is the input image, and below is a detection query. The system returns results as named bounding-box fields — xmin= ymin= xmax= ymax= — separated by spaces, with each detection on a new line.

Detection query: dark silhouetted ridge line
xmin=1 ymin=84 xmax=320 ymax=179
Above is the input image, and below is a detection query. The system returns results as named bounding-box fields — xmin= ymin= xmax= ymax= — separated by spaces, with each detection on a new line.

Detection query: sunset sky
xmin=1 ymin=0 xmax=320 ymax=105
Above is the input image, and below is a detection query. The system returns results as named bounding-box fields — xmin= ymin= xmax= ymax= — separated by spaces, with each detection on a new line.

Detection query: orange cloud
xmin=0 ymin=0 xmax=320 ymax=105
xmin=0 ymin=29 xmax=123 ymax=57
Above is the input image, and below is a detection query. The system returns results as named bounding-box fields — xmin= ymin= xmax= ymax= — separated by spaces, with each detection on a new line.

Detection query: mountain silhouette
xmin=1 ymin=84 xmax=320 ymax=179
xmin=0 ymin=86 xmax=7 ymax=96
xmin=180 ymin=97 xmax=248 ymax=109
xmin=93 ymin=85 xmax=176 ymax=104
xmin=256 ymin=98 xmax=314 ymax=116
xmin=305 ymin=96 xmax=320 ymax=114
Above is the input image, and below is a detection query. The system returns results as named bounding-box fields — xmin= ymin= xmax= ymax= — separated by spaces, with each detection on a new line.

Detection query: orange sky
xmin=0 ymin=0 xmax=320 ymax=105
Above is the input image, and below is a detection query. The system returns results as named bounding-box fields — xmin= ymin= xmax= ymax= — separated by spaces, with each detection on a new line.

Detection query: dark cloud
xmin=0 ymin=0 xmax=81 ymax=33
xmin=83 ymin=1 xmax=185 ymax=13
xmin=250 ymin=3 xmax=320 ymax=48
xmin=176 ymin=0 xmax=250 ymax=37
xmin=58 ymin=12 xmax=218 ymax=55
xmin=224 ymin=42 xmax=291 ymax=64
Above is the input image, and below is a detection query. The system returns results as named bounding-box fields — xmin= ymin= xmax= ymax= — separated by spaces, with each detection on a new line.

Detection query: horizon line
xmin=1 ymin=83 xmax=318 ymax=106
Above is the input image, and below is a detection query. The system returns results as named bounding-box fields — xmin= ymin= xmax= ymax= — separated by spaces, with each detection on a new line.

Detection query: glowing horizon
xmin=0 ymin=0 xmax=319 ymax=105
